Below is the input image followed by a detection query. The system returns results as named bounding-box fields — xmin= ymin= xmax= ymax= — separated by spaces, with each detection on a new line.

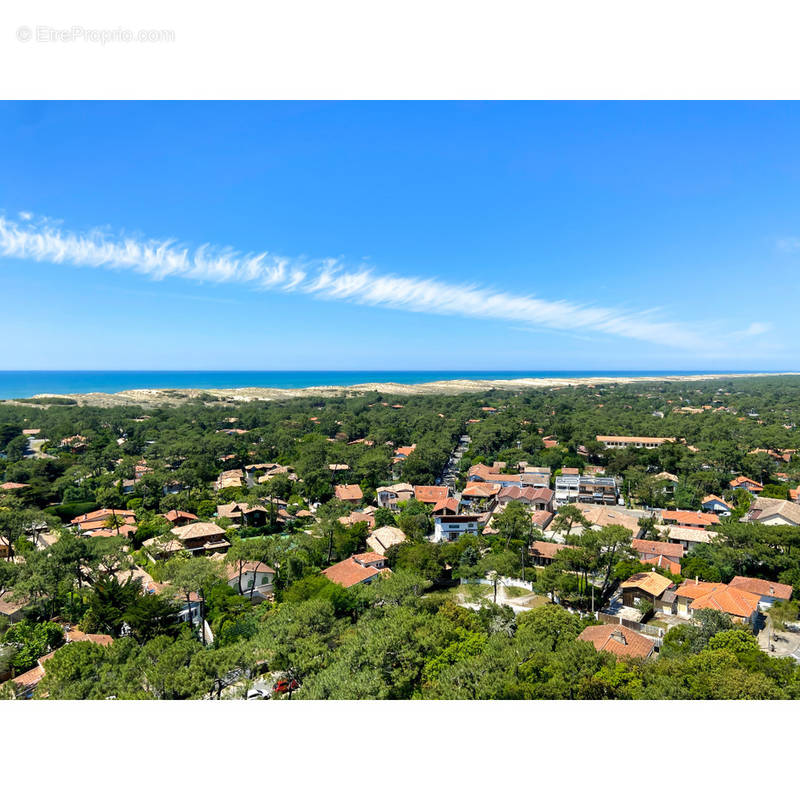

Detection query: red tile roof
xmin=631 ymin=538 xmax=684 ymax=560
xmin=729 ymin=476 xmax=763 ymax=491
xmin=660 ymin=510 xmax=719 ymax=528
xmin=335 ymin=484 xmax=364 ymax=502
xmin=322 ymin=556 xmax=386 ymax=588
xmin=578 ymin=624 xmax=654 ymax=660
xmin=414 ymin=485 xmax=449 ymax=504
xmin=728 ymin=576 xmax=792 ymax=601
xmin=689 ymin=585 xmax=759 ymax=618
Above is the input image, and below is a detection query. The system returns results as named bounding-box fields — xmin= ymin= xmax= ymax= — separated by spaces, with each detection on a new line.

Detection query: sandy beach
xmin=4 ymin=372 xmax=798 ymax=408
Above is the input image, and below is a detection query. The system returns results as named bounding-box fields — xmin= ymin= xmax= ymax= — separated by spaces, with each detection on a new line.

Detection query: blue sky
xmin=0 ymin=101 xmax=797 ymax=371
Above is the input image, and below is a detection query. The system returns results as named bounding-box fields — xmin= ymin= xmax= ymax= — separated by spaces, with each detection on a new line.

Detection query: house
xmin=217 ymin=502 xmax=269 ymax=527
xmin=660 ymin=510 xmax=719 ymax=530
xmin=4 ymin=627 xmax=113 ymax=699
xmin=335 ymin=484 xmax=364 ymax=503
xmin=728 ymin=576 xmax=792 ymax=610
xmin=745 ymin=497 xmax=800 ymax=527
xmin=393 ymin=444 xmax=416 ymax=461
xmin=145 ymin=578 xmax=204 ymax=629
xmin=433 ymin=514 xmax=480 ymax=543
xmin=521 ymin=466 xmax=551 ymax=488
xmin=573 ymin=504 xmax=643 ymax=537
xmin=432 ymin=497 xmax=460 ymax=516
xmin=531 ymin=510 xmax=554 ymax=530
xmin=620 ymin=572 xmax=674 ymax=609
xmin=225 ymin=561 xmax=276 ymax=599
xmin=729 ymin=476 xmax=763 ymax=495
xmin=596 ymin=435 xmax=675 ymax=449
xmin=701 ymin=495 xmax=733 ymax=515
xmin=467 ymin=463 xmax=501 ymax=483
xmin=578 ymin=475 xmax=619 ymax=505
xmin=375 ymin=483 xmax=414 ymax=511
xmin=496 ymin=485 xmax=554 ymax=511
xmin=70 ymin=508 xmax=136 ymax=533
xmin=654 ymin=471 xmax=679 ymax=487
xmin=665 ymin=525 xmax=715 ymax=553
xmin=338 ymin=510 xmax=376 ymax=530
xmin=366 ymin=525 xmax=407 ymax=556
xmin=686 ymin=583 xmax=760 ymax=629
xmin=578 ymin=624 xmax=655 ymax=661
xmin=529 ymin=540 xmax=573 ymax=566
xmin=162 ymin=509 xmax=199 ymax=526
xmin=672 ymin=578 xmax=761 ymax=628
xmin=460 ymin=482 xmax=501 ymax=510
xmin=554 ymin=472 xmax=580 ymax=506
xmin=215 ymin=469 xmax=244 ymax=490
xmin=467 ymin=463 xmax=523 ymax=488
xmin=414 ymin=485 xmax=450 ymax=506
xmin=144 ymin=522 xmax=229 ymax=559
xmin=631 ymin=539 xmax=683 ymax=575
xmin=321 ymin=553 xmax=390 ymax=588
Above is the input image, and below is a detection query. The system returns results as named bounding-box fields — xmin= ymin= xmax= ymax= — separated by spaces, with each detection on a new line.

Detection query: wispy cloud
xmin=0 ymin=213 xmax=719 ymax=349
xmin=776 ymin=237 xmax=800 ymax=253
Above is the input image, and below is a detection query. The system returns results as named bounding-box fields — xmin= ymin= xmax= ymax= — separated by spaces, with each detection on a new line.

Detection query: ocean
xmin=0 ymin=370 xmax=774 ymax=400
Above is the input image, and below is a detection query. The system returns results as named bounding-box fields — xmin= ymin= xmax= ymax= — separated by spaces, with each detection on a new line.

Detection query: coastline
xmin=3 ymin=371 xmax=799 ymax=407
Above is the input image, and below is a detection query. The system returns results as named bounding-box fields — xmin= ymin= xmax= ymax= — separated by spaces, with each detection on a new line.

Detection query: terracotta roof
xmin=675 ymin=579 xmax=725 ymax=600
xmin=353 ymin=551 xmax=386 ymax=566
xmin=639 ymin=554 xmax=681 ymax=575
xmin=702 ymin=494 xmax=731 ymax=509
xmin=10 ymin=664 xmax=45 ymax=690
xmin=462 ymin=482 xmax=500 ymax=498
xmin=631 ymin=538 xmax=684 ymax=560
xmin=335 ymin=484 xmax=363 ymax=502
xmin=620 ymin=571 xmax=673 ymax=598
xmin=660 ymin=510 xmax=719 ymax=527
xmin=578 ymin=624 xmax=654 ymax=660
xmin=596 ymin=435 xmax=674 ymax=444
xmin=414 ymin=485 xmax=449 ymax=504
xmin=338 ymin=511 xmax=375 ymax=529
xmin=432 ymin=497 xmax=459 ymax=514
xmin=163 ymin=509 xmax=199 ymax=523
xmin=498 ymin=486 xmax=554 ymax=504
xmin=689 ymin=585 xmax=759 ymax=618
xmin=394 ymin=445 xmax=416 ymax=457
xmin=467 ymin=463 xmax=502 ymax=481
xmin=531 ymin=510 xmax=554 ymax=528
xmin=529 ymin=540 xmax=572 ymax=559
xmin=322 ymin=556 xmax=384 ymax=588
xmin=71 ymin=508 xmax=135 ymax=526
xmin=729 ymin=576 xmax=792 ymax=601
xmin=729 ymin=476 xmax=763 ymax=491
xmin=0 ymin=482 xmax=29 ymax=490
xmin=65 ymin=630 xmax=113 ymax=646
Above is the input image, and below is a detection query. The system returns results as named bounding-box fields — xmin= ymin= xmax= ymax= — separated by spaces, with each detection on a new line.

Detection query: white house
xmin=554 ymin=473 xmax=580 ymax=506
xmin=701 ymin=495 xmax=733 ymax=515
xmin=226 ymin=561 xmax=276 ymax=599
xmin=433 ymin=514 xmax=480 ymax=542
